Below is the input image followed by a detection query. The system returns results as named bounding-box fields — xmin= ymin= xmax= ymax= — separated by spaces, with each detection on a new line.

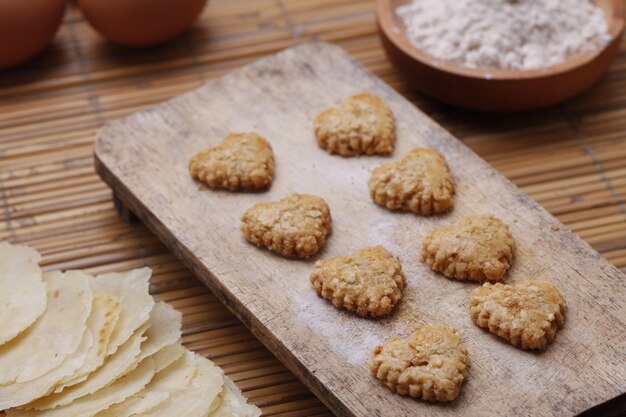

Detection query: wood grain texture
xmin=94 ymin=42 xmax=626 ymax=417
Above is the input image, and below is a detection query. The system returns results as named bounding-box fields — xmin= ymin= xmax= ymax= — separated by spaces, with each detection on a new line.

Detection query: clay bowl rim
xmin=376 ymin=0 xmax=626 ymax=81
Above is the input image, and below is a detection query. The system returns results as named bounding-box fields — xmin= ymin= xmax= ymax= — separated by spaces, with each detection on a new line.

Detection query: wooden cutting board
xmin=94 ymin=42 xmax=626 ymax=417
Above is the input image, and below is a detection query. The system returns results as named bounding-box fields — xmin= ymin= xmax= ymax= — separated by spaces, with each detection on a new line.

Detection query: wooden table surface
xmin=1 ymin=1 xmax=625 ymax=416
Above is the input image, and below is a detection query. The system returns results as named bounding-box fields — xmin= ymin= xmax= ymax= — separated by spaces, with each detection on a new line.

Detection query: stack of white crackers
xmin=0 ymin=242 xmax=260 ymax=417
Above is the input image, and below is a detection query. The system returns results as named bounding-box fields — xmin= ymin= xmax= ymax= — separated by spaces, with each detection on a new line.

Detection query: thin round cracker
xmin=0 ymin=270 xmax=92 ymax=384
xmin=0 ymin=243 xmax=46 ymax=346
xmin=99 ymin=303 xmax=183 ymax=393
xmin=54 ymin=292 xmax=122 ymax=391
xmin=28 ymin=301 xmax=180 ymax=411
xmin=92 ymin=268 xmax=154 ymax=355
xmin=150 ymin=341 xmax=185 ymax=374
xmin=0 ymin=291 xmax=120 ymax=409
xmin=85 ymin=307 xmax=183 ymax=402
xmin=209 ymin=377 xmax=261 ymax=417
xmin=135 ymin=302 xmax=182 ymax=363
xmin=8 ymin=357 xmax=157 ymax=417
xmin=25 ymin=323 xmax=148 ymax=411
xmin=134 ymin=354 xmax=223 ymax=417
xmin=0 ymin=326 xmax=93 ymax=410
xmin=95 ymin=350 xmax=196 ymax=417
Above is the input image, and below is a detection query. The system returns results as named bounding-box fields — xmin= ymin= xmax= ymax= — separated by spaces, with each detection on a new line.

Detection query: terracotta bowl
xmin=377 ymin=0 xmax=625 ymax=112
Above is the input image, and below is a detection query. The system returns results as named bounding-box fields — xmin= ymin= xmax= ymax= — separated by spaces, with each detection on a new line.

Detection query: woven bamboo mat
xmin=1 ymin=1 xmax=625 ymax=415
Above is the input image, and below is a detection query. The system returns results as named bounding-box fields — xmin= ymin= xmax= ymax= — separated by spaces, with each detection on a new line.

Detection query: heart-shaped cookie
xmin=314 ymin=92 xmax=395 ymax=157
xmin=369 ymin=148 xmax=454 ymax=215
xmin=369 ymin=325 xmax=468 ymax=402
xmin=189 ymin=132 xmax=275 ymax=191
xmin=310 ymin=245 xmax=405 ymax=317
xmin=421 ymin=214 xmax=514 ymax=281
xmin=241 ymin=192 xmax=332 ymax=259
xmin=469 ymin=280 xmax=567 ymax=350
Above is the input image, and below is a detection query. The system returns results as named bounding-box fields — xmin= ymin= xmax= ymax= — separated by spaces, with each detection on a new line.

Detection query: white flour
xmin=396 ymin=0 xmax=611 ymax=70
xmin=296 ymin=292 xmax=409 ymax=365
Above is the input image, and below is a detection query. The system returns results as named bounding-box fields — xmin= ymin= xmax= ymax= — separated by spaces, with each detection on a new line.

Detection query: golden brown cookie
xmin=368 ymin=148 xmax=454 ymax=215
xmin=469 ymin=280 xmax=566 ymax=350
xmin=310 ymin=246 xmax=405 ymax=318
xmin=189 ymin=132 xmax=275 ymax=191
xmin=421 ymin=214 xmax=514 ymax=282
xmin=314 ymin=92 xmax=395 ymax=157
xmin=369 ymin=325 xmax=468 ymax=402
xmin=241 ymin=192 xmax=332 ymax=259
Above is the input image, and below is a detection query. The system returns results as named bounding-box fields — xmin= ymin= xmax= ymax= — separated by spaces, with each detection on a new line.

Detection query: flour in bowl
xmin=396 ymin=0 xmax=611 ymax=70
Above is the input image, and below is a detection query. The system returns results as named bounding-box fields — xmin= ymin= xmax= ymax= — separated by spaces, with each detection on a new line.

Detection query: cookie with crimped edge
xmin=469 ymin=280 xmax=566 ymax=350
xmin=314 ymin=92 xmax=395 ymax=157
xmin=421 ymin=214 xmax=514 ymax=282
xmin=368 ymin=148 xmax=454 ymax=215
xmin=369 ymin=325 xmax=468 ymax=402
xmin=310 ymin=245 xmax=405 ymax=318
xmin=241 ymin=192 xmax=332 ymax=259
xmin=189 ymin=132 xmax=275 ymax=191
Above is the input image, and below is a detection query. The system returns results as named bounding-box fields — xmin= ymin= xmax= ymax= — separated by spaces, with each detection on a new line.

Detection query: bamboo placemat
xmin=1 ymin=1 xmax=625 ymax=415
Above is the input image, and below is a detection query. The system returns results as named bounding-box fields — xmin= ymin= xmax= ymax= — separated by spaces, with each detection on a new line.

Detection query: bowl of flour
xmin=376 ymin=0 xmax=625 ymax=111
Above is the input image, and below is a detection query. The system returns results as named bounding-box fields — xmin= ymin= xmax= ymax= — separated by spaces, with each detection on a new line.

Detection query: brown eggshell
xmin=78 ymin=0 xmax=208 ymax=47
xmin=0 ymin=0 xmax=65 ymax=70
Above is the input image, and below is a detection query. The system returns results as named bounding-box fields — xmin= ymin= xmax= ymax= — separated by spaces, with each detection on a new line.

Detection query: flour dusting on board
xmin=296 ymin=292 xmax=407 ymax=365
xmin=397 ymin=0 xmax=611 ymax=70
xmin=367 ymin=217 xmax=402 ymax=254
